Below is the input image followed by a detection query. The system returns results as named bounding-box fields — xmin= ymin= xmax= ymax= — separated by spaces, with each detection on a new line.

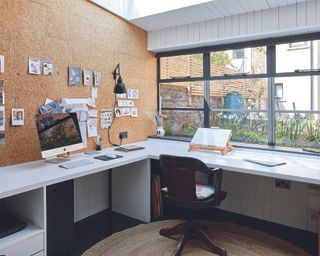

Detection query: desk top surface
xmin=0 ymin=139 xmax=320 ymax=199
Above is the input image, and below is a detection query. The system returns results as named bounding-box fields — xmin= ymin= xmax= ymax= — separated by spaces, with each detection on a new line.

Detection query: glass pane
xmin=274 ymin=76 xmax=319 ymax=111
xmin=210 ymin=111 xmax=268 ymax=145
xmin=276 ymin=112 xmax=320 ymax=149
xmin=160 ymin=54 xmax=203 ymax=79
xmin=210 ymin=46 xmax=266 ymax=76
xmin=276 ymin=40 xmax=320 ymax=73
xmin=209 ymin=79 xmax=268 ymax=111
xmin=162 ymin=110 xmax=203 ymax=137
xmin=160 ymin=81 xmax=204 ymax=109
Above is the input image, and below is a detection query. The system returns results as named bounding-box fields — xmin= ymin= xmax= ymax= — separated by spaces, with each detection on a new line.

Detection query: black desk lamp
xmin=112 ymin=63 xmax=127 ymax=94
xmin=108 ymin=63 xmax=127 ymax=147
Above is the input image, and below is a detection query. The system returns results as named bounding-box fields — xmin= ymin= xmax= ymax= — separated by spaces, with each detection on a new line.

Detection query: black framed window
xmin=157 ymin=34 xmax=320 ymax=150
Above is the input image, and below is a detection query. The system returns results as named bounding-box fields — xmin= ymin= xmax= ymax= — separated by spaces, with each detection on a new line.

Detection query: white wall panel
xmin=148 ymin=0 xmax=320 ymax=52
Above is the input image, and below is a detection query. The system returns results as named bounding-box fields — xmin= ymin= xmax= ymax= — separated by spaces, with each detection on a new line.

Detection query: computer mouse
xmin=106 ymin=154 xmax=117 ymax=159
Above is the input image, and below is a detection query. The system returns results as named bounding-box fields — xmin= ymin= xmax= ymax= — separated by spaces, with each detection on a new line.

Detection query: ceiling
xmin=129 ymin=0 xmax=308 ymax=31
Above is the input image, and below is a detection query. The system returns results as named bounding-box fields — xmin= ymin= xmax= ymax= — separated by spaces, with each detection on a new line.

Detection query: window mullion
xmin=267 ymin=45 xmax=276 ymax=145
xmin=203 ymin=52 xmax=210 ymax=128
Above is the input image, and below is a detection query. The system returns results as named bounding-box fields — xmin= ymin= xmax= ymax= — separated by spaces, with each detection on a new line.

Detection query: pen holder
xmin=156 ymin=127 xmax=165 ymax=137
xmin=96 ymin=145 xmax=102 ymax=151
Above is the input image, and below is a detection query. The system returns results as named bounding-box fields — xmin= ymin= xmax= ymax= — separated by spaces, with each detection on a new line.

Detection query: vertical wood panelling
xmin=147 ymin=0 xmax=320 ymax=52
xmin=220 ymin=172 xmax=309 ymax=230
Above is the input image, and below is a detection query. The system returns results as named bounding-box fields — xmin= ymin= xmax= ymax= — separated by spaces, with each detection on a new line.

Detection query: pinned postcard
xmin=68 ymin=67 xmax=81 ymax=86
xmin=94 ymin=71 xmax=102 ymax=86
xmin=131 ymin=108 xmax=138 ymax=117
xmin=11 ymin=108 xmax=24 ymax=126
xmin=121 ymin=108 xmax=131 ymax=116
xmin=29 ymin=58 xmax=41 ymax=75
xmin=91 ymin=88 xmax=97 ymax=99
xmin=0 ymin=106 xmax=5 ymax=131
xmin=83 ymin=70 xmax=93 ymax=86
xmin=80 ymin=122 xmax=87 ymax=147
xmin=100 ymin=109 xmax=113 ymax=129
xmin=118 ymin=100 xmax=134 ymax=107
xmin=87 ymin=118 xmax=98 ymax=137
xmin=88 ymin=109 xmax=98 ymax=117
xmin=127 ymin=89 xmax=139 ymax=99
xmin=116 ymin=94 xmax=126 ymax=99
xmin=0 ymin=55 xmax=4 ymax=73
xmin=79 ymin=111 xmax=88 ymax=122
xmin=115 ymin=108 xmax=122 ymax=117
xmin=39 ymin=101 xmax=63 ymax=114
xmin=0 ymin=80 xmax=4 ymax=105
xmin=43 ymin=60 xmax=53 ymax=75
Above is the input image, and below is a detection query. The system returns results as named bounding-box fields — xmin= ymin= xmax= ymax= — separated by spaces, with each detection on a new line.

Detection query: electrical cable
xmin=107 ymin=94 xmax=123 ymax=147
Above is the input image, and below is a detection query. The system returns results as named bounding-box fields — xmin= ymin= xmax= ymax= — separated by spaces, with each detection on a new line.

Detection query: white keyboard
xmin=59 ymin=159 xmax=94 ymax=169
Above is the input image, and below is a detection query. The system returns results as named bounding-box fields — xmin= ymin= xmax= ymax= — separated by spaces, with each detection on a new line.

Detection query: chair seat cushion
xmin=161 ymin=184 xmax=215 ymax=200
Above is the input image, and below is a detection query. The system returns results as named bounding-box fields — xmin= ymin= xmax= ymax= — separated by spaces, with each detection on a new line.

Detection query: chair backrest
xmin=159 ymin=154 xmax=211 ymax=202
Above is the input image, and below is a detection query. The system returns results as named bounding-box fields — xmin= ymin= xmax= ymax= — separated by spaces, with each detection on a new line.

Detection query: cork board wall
xmin=0 ymin=0 xmax=157 ymax=167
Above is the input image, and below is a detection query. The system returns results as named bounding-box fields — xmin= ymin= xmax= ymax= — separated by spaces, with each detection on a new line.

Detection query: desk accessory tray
xmin=114 ymin=145 xmax=145 ymax=152
xmin=94 ymin=155 xmax=123 ymax=161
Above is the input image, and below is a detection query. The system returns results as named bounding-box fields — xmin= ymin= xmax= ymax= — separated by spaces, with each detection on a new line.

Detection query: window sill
xmin=148 ymin=135 xmax=320 ymax=157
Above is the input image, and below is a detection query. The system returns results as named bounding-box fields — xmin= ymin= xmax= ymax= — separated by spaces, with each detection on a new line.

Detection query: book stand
xmin=188 ymin=128 xmax=233 ymax=155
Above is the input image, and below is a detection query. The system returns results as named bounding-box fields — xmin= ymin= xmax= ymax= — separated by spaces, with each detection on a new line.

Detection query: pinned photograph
xmin=115 ymin=108 xmax=122 ymax=117
xmin=94 ymin=71 xmax=102 ymax=86
xmin=0 ymin=55 xmax=4 ymax=73
xmin=43 ymin=60 xmax=53 ymax=76
xmin=83 ymin=70 xmax=93 ymax=86
xmin=100 ymin=109 xmax=113 ymax=129
xmin=29 ymin=58 xmax=41 ymax=75
xmin=116 ymin=94 xmax=126 ymax=99
xmin=121 ymin=108 xmax=131 ymax=116
xmin=0 ymin=131 xmax=4 ymax=145
xmin=0 ymin=80 xmax=4 ymax=105
xmin=127 ymin=89 xmax=139 ymax=99
xmin=0 ymin=106 xmax=5 ymax=131
xmin=117 ymin=100 xmax=134 ymax=107
xmin=131 ymin=108 xmax=138 ymax=117
xmin=11 ymin=108 xmax=24 ymax=126
xmin=68 ymin=66 xmax=81 ymax=86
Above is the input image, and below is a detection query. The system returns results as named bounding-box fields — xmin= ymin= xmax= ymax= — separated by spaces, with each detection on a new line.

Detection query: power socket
xmin=119 ymin=131 xmax=128 ymax=140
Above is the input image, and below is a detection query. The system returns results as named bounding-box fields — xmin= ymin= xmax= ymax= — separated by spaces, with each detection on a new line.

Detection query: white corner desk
xmin=0 ymin=138 xmax=320 ymax=256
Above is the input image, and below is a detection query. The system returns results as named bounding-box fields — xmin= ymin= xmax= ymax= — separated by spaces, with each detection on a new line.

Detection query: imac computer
xmin=35 ymin=112 xmax=84 ymax=162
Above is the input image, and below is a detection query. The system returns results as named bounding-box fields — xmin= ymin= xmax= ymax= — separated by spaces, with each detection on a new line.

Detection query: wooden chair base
xmin=159 ymin=221 xmax=227 ymax=256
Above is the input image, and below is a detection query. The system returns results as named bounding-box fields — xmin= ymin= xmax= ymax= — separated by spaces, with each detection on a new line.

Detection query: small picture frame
xmin=11 ymin=108 xmax=24 ymax=126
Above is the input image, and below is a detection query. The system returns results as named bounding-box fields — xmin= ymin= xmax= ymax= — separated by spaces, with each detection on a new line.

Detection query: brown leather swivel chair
xmin=159 ymin=154 xmax=227 ymax=256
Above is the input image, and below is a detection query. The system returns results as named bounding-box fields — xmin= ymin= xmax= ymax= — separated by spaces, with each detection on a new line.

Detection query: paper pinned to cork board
xmin=189 ymin=128 xmax=233 ymax=155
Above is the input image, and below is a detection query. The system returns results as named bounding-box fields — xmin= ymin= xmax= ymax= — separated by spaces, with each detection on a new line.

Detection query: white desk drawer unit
xmin=0 ymin=233 xmax=43 ymax=256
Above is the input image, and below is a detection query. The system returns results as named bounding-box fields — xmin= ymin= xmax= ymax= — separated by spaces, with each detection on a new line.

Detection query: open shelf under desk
xmin=0 ymin=222 xmax=44 ymax=251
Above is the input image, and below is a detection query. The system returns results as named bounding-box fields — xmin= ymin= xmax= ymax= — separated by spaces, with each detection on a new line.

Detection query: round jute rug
xmin=83 ymin=220 xmax=310 ymax=256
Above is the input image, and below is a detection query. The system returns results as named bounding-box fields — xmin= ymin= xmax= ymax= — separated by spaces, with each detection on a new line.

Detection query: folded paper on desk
xmin=244 ymin=159 xmax=287 ymax=167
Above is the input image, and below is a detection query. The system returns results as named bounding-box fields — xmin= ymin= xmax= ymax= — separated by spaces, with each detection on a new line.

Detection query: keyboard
xmin=59 ymin=158 xmax=94 ymax=169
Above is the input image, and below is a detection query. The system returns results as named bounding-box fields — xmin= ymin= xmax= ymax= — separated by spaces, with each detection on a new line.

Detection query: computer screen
xmin=35 ymin=113 xmax=84 ymax=158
